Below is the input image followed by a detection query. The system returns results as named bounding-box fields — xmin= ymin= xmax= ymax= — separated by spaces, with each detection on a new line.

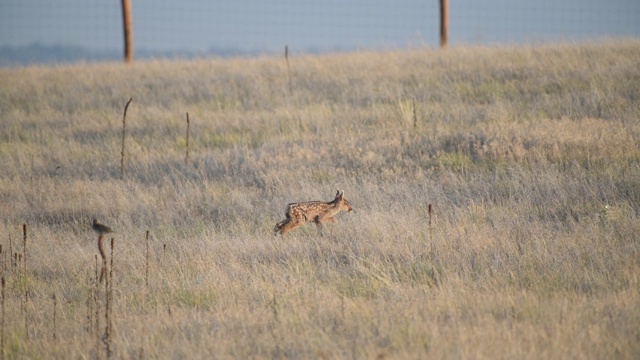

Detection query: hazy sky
xmin=1 ymin=0 xmax=639 ymax=53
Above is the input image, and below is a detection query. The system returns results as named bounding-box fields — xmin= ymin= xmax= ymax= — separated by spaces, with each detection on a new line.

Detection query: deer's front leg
xmin=313 ymin=217 xmax=326 ymax=237
xmin=319 ymin=215 xmax=336 ymax=224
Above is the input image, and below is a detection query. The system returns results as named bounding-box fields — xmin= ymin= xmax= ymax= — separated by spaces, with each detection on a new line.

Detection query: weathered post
xmin=121 ymin=0 xmax=133 ymax=63
xmin=440 ymin=0 xmax=449 ymax=48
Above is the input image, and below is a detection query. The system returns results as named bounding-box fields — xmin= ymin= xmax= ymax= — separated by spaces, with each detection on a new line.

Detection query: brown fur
xmin=274 ymin=190 xmax=353 ymax=236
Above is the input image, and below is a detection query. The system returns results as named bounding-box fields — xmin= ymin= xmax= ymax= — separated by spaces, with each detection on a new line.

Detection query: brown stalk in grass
xmin=109 ymin=238 xmax=115 ymax=288
xmin=104 ymin=238 xmax=114 ymax=358
xmin=7 ymin=236 xmax=11 ymax=273
xmin=22 ymin=224 xmax=27 ymax=274
xmin=412 ymin=99 xmax=418 ymax=130
xmin=145 ymin=231 xmax=149 ymax=290
xmin=98 ymin=235 xmax=107 ymax=283
xmin=285 ymin=45 xmax=292 ymax=95
xmin=162 ymin=243 xmax=167 ymax=266
xmin=185 ymin=113 xmax=190 ymax=165
xmin=106 ymin=238 xmax=115 ymax=338
xmin=23 ymin=290 xmax=28 ymax=340
xmin=94 ymin=281 xmax=100 ymax=360
xmin=52 ymin=294 xmax=57 ymax=341
xmin=120 ymin=97 xmax=133 ymax=179
xmin=100 ymin=237 xmax=108 ymax=351
xmin=428 ymin=204 xmax=433 ymax=255
xmin=92 ymin=219 xmax=113 ymax=284
xmin=271 ymin=292 xmax=278 ymax=323
xmin=1 ymin=277 xmax=4 ymax=360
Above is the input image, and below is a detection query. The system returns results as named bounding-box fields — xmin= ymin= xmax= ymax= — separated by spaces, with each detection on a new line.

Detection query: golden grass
xmin=0 ymin=39 xmax=639 ymax=359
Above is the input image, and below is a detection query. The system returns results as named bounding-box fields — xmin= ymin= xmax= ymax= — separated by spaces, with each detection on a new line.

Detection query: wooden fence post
xmin=440 ymin=0 xmax=449 ymax=48
xmin=121 ymin=0 xmax=133 ymax=63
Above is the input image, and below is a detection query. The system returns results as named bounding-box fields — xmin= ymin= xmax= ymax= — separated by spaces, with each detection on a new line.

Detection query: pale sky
xmin=1 ymin=0 xmax=639 ymax=54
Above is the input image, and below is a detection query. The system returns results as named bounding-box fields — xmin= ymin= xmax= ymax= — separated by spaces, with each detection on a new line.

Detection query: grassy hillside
xmin=0 ymin=40 xmax=639 ymax=359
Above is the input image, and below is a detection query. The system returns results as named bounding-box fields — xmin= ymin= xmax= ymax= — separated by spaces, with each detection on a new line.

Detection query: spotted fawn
xmin=274 ymin=190 xmax=353 ymax=236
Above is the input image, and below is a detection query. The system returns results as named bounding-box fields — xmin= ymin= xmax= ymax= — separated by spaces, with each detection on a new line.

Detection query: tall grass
xmin=0 ymin=40 xmax=638 ymax=358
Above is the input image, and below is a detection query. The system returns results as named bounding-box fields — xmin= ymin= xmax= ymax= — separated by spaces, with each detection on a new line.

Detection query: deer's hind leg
xmin=274 ymin=218 xmax=290 ymax=235
xmin=278 ymin=215 xmax=305 ymax=235
xmin=275 ymin=209 xmax=296 ymax=235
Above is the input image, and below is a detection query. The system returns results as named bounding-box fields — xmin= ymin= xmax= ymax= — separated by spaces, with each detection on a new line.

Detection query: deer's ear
xmin=336 ymin=190 xmax=344 ymax=199
xmin=336 ymin=190 xmax=340 ymax=197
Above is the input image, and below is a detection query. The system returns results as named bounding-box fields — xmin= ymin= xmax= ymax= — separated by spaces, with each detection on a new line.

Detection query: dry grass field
xmin=0 ymin=39 xmax=639 ymax=359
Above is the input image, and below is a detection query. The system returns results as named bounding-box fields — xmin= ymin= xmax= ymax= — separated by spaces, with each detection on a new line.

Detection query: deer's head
xmin=335 ymin=190 xmax=353 ymax=212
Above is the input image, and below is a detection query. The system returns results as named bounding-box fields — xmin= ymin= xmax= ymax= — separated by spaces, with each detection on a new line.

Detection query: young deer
xmin=274 ymin=190 xmax=353 ymax=236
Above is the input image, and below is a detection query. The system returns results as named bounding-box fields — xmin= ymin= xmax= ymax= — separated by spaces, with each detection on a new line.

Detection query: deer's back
xmin=287 ymin=201 xmax=332 ymax=219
